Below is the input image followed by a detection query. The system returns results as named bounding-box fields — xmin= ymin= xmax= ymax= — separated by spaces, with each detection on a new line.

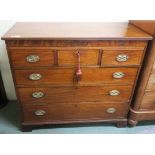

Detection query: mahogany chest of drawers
xmin=1 ymin=22 xmax=152 ymax=131
xmin=128 ymin=21 xmax=155 ymax=126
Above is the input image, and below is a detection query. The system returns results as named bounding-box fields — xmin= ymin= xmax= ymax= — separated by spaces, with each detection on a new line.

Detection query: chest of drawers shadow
xmin=2 ymin=22 xmax=152 ymax=131
xmin=0 ymin=72 xmax=7 ymax=108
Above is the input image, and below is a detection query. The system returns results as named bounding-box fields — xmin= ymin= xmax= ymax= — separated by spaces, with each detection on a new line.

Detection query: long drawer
xmin=9 ymin=48 xmax=144 ymax=67
xmin=22 ymin=102 xmax=129 ymax=123
xmin=17 ymin=85 xmax=133 ymax=104
xmin=14 ymin=67 xmax=138 ymax=85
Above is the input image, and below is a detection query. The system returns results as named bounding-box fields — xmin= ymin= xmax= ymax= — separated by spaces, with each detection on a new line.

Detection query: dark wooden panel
xmin=5 ymin=40 xmax=148 ymax=48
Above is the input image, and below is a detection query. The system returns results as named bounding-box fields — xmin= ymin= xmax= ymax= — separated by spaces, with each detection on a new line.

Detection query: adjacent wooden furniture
xmin=0 ymin=72 xmax=7 ymax=108
xmin=129 ymin=21 xmax=155 ymax=126
xmin=1 ymin=22 xmax=152 ymax=131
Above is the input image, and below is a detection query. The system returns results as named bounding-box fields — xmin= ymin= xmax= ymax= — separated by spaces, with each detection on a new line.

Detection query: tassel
xmin=76 ymin=67 xmax=82 ymax=82
xmin=74 ymin=50 xmax=82 ymax=82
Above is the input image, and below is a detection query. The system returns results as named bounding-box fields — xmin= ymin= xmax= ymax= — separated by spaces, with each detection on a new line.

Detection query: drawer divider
xmin=98 ymin=49 xmax=103 ymax=66
xmin=53 ymin=50 xmax=58 ymax=66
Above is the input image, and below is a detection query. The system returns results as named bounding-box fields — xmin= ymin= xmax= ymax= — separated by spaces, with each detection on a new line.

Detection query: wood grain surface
xmin=14 ymin=67 xmax=138 ymax=85
xmin=2 ymin=22 xmax=152 ymax=40
xmin=2 ymin=22 xmax=151 ymax=130
xmin=22 ymin=102 xmax=129 ymax=123
xmin=17 ymin=85 xmax=133 ymax=104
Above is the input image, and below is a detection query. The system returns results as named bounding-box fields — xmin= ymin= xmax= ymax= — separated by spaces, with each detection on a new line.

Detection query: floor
xmin=0 ymin=101 xmax=155 ymax=134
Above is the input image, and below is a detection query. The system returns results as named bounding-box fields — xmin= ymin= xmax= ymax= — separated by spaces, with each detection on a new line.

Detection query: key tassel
xmin=74 ymin=50 xmax=82 ymax=82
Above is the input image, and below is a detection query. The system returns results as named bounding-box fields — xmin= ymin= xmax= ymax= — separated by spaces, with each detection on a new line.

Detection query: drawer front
xmin=58 ymin=49 xmax=98 ymax=66
xmin=22 ymin=102 xmax=129 ymax=123
xmin=9 ymin=49 xmax=54 ymax=67
xmin=14 ymin=67 xmax=138 ymax=85
xmin=102 ymin=50 xmax=144 ymax=66
xmin=18 ymin=85 xmax=133 ymax=104
xmin=140 ymin=90 xmax=155 ymax=110
xmin=9 ymin=49 xmax=99 ymax=67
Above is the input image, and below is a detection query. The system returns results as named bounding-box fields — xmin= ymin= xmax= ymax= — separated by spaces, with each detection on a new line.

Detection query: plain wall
xmin=0 ymin=21 xmax=16 ymax=100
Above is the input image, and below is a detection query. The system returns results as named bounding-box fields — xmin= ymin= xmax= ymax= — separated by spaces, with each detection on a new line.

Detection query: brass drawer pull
xmin=34 ymin=110 xmax=46 ymax=116
xmin=107 ymin=108 xmax=116 ymax=113
xmin=29 ymin=73 xmax=42 ymax=80
xmin=116 ymin=54 xmax=128 ymax=62
xmin=109 ymin=90 xmax=120 ymax=96
xmin=26 ymin=55 xmax=40 ymax=62
xmin=32 ymin=92 xmax=44 ymax=98
xmin=113 ymin=72 xmax=125 ymax=79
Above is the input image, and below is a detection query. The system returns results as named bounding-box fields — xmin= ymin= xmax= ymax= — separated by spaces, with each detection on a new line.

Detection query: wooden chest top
xmin=1 ymin=22 xmax=152 ymax=40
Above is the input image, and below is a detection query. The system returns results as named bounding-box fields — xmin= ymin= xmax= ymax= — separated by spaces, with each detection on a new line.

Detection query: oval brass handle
xmin=26 ymin=55 xmax=40 ymax=62
xmin=29 ymin=73 xmax=42 ymax=80
xmin=116 ymin=54 xmax=128 ymax=62
xmin=107 ymin=108 xmax=116 ymax=113
xmin=32 ymin=92 xmax=44 ymax=98
xmin=113 ymin=72 xmax=125 ymax=79
xmin=34 ymin=110 xmax=46 ymax=116
xmin=109 ymin=90 xmax=120 ymax=96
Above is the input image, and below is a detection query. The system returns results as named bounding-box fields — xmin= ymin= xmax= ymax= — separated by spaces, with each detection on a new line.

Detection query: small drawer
xmin=58 ymin=49 xmax=99 ymax=66
xmin=14 ymin=67 xmax=138 ymax=85
xmin=9 ymin=49 xmax=54 ymax=67
xmin=101 ymin=50 xmax=144 ymax=66
xmin=17 ymin=85 xmax=133 ymax=104
xmin=22 ymin=102 xmax=129 ymax=123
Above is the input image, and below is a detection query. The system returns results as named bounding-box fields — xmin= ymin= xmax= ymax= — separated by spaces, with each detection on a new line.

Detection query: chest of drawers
xmin=128 ymin=21 xmax=155 ymax=126
xmin=2 ymin=22 xmax=152 ymax=131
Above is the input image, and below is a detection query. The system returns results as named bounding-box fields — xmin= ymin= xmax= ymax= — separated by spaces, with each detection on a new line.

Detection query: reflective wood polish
xmin=1 ymin=22 xmax=152 ymax=131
